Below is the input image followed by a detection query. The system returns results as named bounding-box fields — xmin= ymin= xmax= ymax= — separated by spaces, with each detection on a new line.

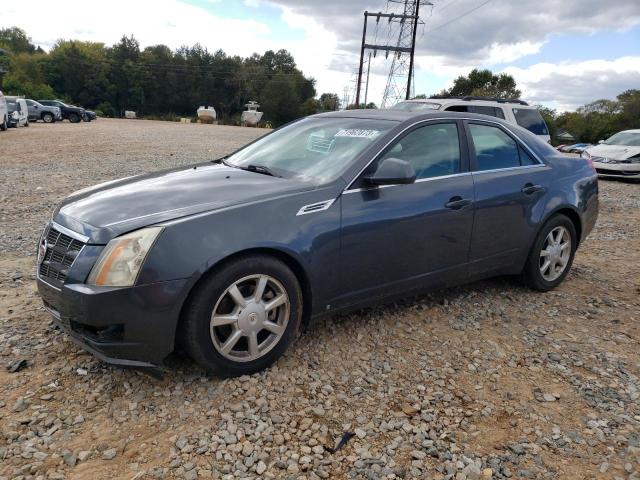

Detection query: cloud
xmin=267 ymin=0 xmax=640 ymax=65
xmin=504 ymin=56 xmax=640 ymax=110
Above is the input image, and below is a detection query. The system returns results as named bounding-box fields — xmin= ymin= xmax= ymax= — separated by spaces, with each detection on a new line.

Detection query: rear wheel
xmin=182 ymin=255 xmax=303 ymax=376
xmin=42 ymin=112 xmax=54 ymax=123
xmin=522 ymin=214 xmax=577 ymax=291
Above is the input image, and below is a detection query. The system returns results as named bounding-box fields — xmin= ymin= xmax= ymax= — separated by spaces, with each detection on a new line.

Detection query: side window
xmin=469 ymin=123 xmax=520 ymax=171
xmin=444 ymin=105 xmax=468 ymax=113
xmin=493 ymin=107 xmax=505 ymax=119
xmin=380 ymin=123 xmax=461 ymax=180
xmin=518 ymin=145 xmax=538 ymax=165
xmin=469 ymin=105 xmax=502 ymax=119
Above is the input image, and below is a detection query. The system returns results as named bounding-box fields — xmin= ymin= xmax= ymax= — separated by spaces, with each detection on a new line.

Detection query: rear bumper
xmin=37 ymin=276 xmax=188 ymax=368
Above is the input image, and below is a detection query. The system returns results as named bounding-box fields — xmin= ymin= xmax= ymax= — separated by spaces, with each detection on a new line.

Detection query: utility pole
xmin=364 ymin=52 xmax=372 ymax=106
xmin=406 ymin=0 xmax=421 ymax=100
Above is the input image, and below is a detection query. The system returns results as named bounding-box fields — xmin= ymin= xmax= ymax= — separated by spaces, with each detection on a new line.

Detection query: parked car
xmin=82 ymin=109 xmax=97 ymax=121
xmin=581 ymin=129 xmax=640 ymax=179
xmin=0 ymin=90 xmax=8 ymax=131
xmin=559 ymin=143 xmax=591 ymax=153
xmin=38 ymin=99 xmax=85 ymax=123
xmin=25 ymin=99 xmax=62 ymax=123
xmin=6 ymin=97 xmax=29 ymax=127
xmin=390 ymin=96 xmax=551 ymax=143
xmin=36 ymin=110 xmax=599 ymax=375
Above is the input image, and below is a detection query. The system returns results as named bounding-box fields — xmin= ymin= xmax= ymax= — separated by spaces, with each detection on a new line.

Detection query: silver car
xmin=582 ymin=129 xmax=640 ymax=179
xmin=25 ymin=99 xmax=62 ymax=123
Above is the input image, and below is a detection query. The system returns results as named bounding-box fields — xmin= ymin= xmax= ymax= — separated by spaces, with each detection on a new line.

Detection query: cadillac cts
xmin=36 ymin=110 xmax=599 ymax=375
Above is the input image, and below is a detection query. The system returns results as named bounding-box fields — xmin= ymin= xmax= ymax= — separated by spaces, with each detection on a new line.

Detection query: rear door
xmin=465 ymin=120 xmax=551 ymax=276
xmin=338 ymin=120 xmax=475 ymax=307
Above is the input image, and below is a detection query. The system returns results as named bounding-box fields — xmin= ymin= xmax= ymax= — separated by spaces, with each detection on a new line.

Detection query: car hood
xmin=54 ymin=163 xmax=314 ymax=243
xmin=586 ymin=144 xmax=640 ymax=160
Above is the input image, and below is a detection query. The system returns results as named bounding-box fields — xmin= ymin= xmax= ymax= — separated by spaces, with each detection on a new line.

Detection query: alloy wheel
xmin=210 ymin=274 xmax=290 ymax=362
xmin=539 ymin=226 xmax=571 ymax=282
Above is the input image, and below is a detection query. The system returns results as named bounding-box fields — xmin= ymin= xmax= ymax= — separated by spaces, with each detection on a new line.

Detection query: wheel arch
xmin=542 ymin=206 xmax=583 ymax=246
xmin=173 ymin=247 xmax=313 ymax=351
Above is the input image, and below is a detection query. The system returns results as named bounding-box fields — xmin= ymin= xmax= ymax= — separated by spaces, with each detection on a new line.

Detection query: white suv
xmin=391 ymin=96 xmax=551 ymax=143
xmin=0 ymin=90 xmax=8 ymax=132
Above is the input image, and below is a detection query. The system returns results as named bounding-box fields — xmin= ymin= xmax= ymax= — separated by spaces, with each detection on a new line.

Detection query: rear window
xmin=512 ymin=108 xmax=549 ymax=136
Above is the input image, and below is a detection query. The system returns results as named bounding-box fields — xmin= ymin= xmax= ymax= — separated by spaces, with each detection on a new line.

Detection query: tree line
xmin=0 ymin=27 xmax=341 ymax=126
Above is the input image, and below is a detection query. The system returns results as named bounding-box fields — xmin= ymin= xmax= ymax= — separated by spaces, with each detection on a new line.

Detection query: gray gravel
xmin=1 ymin=119 xmax=639 ymax=479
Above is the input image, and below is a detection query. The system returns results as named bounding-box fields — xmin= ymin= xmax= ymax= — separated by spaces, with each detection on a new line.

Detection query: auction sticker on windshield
xmin=335 ymin=129 xmax=381 ymax=139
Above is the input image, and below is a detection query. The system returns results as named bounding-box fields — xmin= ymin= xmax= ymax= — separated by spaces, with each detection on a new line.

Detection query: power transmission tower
xmin=355 ymin=1 xmax=430 ymax=108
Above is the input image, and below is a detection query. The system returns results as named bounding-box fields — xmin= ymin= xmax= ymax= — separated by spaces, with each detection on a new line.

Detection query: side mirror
xmin=364 ymin=157 xmax=416 ymax=186
xmin=598 ymin=140 xmax=605 ymax=144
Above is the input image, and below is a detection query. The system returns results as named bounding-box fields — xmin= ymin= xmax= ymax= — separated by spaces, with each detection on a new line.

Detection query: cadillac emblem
xmin=38 ymin=238 xmax=48 ymax=265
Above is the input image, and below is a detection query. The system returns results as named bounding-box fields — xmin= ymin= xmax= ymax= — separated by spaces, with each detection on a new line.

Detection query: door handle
xmin=445 ymin=196 xmax=472 ymax=210
xmin=521 ymin=183 xmax=544 ymax=195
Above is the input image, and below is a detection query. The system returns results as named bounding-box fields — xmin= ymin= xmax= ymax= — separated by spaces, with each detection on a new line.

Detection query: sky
xmin=1 ymin=0 xmax=639 ymax=111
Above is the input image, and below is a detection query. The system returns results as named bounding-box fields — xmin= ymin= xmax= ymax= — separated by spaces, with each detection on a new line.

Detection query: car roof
xmin=618 ymin=129 xmax=640 ymax=134
xmin=312 ymin=108 xmax=516 ymax=124
xmin=397 ymin=98 xmax=534 ymax=108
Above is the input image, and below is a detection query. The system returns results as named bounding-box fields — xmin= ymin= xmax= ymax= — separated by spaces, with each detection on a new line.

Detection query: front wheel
xmin=182 ymin=255 xmax=303 ymax=376
xmin=68 ymin=112 xmax=81 ymax=123
xmin=0 ymin=116 xmax=7 ymax=131
xmin=522 ymin=214 xmax=577 ymax=291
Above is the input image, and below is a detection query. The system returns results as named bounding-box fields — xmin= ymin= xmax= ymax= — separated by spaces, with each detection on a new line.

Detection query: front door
xmin=336 ymin=121 xmax=475 ymax=308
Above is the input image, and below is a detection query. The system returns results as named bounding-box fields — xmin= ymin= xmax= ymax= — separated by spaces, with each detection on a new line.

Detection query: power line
xmin=427 ymin=0 xmax=494 ymax=33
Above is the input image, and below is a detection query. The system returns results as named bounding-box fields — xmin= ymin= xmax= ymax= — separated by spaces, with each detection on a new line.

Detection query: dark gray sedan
xmin=36 ymin=110 xmax=599 ymax=375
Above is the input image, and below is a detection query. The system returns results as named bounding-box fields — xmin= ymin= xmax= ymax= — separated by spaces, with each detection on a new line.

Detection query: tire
xmin=522 ymin=214 xmax=577 ymax=291
xmin=25 ymin=119 xmax=29 ymax=127
xmin=42 ymin=113 xmax=54 ymax=123
xmin=182 ymin=255 xmax=303 ymax=376
xmin=82 ymin=113 xmax=89 ymax=122
xmin=68 ymin=112 xmax=81 ymax=123
xmin=0 ymin=116 xmax=7 ymax=131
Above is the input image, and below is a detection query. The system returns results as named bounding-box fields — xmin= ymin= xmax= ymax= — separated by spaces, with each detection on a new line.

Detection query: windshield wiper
xmin=242 ymin=164 xmax=281 ymax=177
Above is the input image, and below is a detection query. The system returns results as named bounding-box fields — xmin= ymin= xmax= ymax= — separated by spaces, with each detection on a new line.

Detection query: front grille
xmin=596 ymin=168 xmax=639 ymax=176
xmin=38 ymin=225 xmax=85 ymax=284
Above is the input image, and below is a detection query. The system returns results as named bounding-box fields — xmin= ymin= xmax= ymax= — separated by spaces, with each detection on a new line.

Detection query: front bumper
xmin=593 ymin=160 xmax=640 ymax=178
xmin=37 ymin=276 xmax=188 ymax=368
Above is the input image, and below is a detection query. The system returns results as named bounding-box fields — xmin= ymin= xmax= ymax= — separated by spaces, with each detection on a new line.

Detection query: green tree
xmin=0 ymin=27 xmax=38 ymax=54
xmin=319 ymin=93 xmax=339 ymax=111
xmin=446 ymin=69 xmax=521 ymax=99
xmin=260 ymin=73 xmax=301 ymax=125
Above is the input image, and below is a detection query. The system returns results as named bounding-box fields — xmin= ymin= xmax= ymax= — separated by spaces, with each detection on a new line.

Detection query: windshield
xmin=7 ymin=101 xmax=17 ymax=110
xmin=604 ymin=132 xmax=640 ymax=146
xmin=225 ymin=117 xmax=397 ymax=183
xmin=391 ymin=101 xmax=441 ymax=112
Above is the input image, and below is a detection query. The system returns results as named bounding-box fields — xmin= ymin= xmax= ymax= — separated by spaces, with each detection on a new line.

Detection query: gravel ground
xmin=1 ymin=119 xmax=639 ymax=480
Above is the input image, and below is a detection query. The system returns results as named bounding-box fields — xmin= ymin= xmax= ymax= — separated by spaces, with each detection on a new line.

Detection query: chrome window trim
xmin=471 ymin=164 xmax=547 ymax=176
xmin=343 ymin=116 xmax=545 ymax=193
xmin=343 ymin=172 xmax=472 ymax=195
xmin=51 ymin=221 xmax=90 ymax=243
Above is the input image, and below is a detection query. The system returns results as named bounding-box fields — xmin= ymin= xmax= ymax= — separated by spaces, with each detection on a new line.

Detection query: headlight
xmin=87 ymin=227 xmax=163 ymax=286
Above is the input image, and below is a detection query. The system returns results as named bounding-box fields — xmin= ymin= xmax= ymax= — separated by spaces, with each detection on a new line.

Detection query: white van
xmin=391 ymin=96 xmax=551 ymax=143
xmin=0 ymin=90 xmax=8 ymax=131
xmin=6 ymin=97 xmax=29 ymax=127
